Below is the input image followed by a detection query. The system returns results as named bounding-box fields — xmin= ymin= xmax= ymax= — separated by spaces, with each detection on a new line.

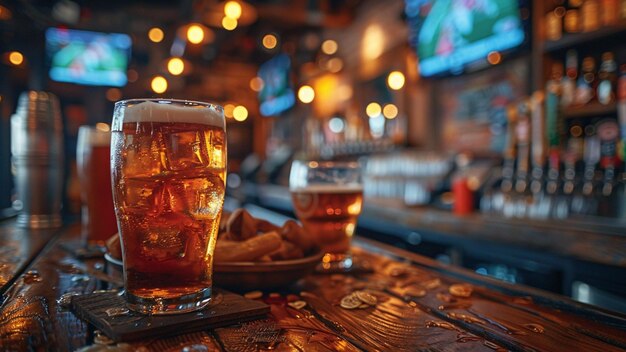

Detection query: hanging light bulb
xmin=224 ymin=1 xmax=242 ymax=19
xmin=298 ymin=86 xmax=315 ymax=103
xmin=187 ymin=24 xmax=205 ymax=44
xmin=151 ymin=76 xmax=168 ymax=94
xmin=167 ymin=57 xmax=185 ymax=75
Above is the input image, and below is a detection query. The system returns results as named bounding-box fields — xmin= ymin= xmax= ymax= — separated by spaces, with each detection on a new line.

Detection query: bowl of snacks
xmin=214 ymin=209 xmax=322 ymax=291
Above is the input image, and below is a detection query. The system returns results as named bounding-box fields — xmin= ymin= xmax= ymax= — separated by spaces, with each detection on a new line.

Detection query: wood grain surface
xmin=0 ymin=220 xmax=58 ymax=297
xmin=0 ymin=221 xmax=625 ymax=351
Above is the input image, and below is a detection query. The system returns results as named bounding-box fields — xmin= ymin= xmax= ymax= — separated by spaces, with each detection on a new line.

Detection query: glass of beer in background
xmin=289 ymin=160 xmax=363 ymax=270
xmin=111 ymin=99 xmax=226 ymax=314
xmin=76 ymin=124 xmax=118 ymax=247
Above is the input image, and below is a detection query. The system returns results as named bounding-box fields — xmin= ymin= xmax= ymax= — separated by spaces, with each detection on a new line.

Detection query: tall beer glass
xmin=77 ymin=125 xmax=118 ymax=247
xmin=289 ymin=160 xmax=363 ymax=270
xmin=111 ymin=99 xmax=226 ymax=314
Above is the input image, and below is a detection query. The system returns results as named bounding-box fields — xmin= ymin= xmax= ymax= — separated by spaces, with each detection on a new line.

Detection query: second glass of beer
xmin=289 ymin=160 xmax=363 ymax=270
xmin=111 ymin=99 xmax=226 ymax=314
xmin=76 ymin=125 xmax=118 ymax=246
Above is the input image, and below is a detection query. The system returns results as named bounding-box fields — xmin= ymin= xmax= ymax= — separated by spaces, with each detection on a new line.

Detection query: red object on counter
xmin=453 ymin=177 xmax=474 ymax=215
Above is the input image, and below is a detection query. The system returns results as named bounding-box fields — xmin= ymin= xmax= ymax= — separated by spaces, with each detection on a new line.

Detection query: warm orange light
xmin=362 ymin=24 xmax=384 ymax=61
xmin=151 ymin=76 xmax=168 ymax=94
xmin=105 ymin=88 xmax=122 ymax=102
xmin=387 ymin=71 xmax=405 ymax=90
xmin=148 ymin=27 xmax=164 ymax=43
xmin=8 ymin=51 xmax=23 ymax=66
xmin=337 ymin=85 xmax=353 ymax=101
xmin=0 ymin=5 xmax=13 ymax=20
xmin=187 ymin=24 xmax=205 ymax=44
xmin=250 ymin=77 xmax=264 ymax=92
xmin=366 ymin=102 xmax=382 ymax=118
xmin=222 ymin=16 xmax=238 ymax=31
xmin=327 ymin=57 xmax=343 ymax=73
xmin=262 ymin=34 xmax=278 ymax=50
xmin=298 ymin=85 xmax=315 ymax=103
xmin=233 ymin=105 xmax=248 ymax=121
xmin=224 ymin=1 xmax=242 ymax=19
xmin=224 ymin=103 xmax=235 ymax=118
xmin=383 ymin=104 xmax=398 ymax=119
xmin=321 ymin=39 xmax=338 ymax=55
xmin=167 ymin=57 xmax=185 ymax=75
xmin=487 ymin=51 xmax=502 ymax=65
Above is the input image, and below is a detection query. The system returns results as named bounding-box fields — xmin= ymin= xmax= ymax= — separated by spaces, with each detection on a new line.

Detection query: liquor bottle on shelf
xmin=574 ymin=56 xmax=597 ymax=106
xmin=546 ymin=1 xmax=566 ymax=40
xmin=562 ymin=50 xmax=577 ymax=107
xmin=581 ymin=0 xmax=600 ymax=32
xmin=597 ymin=52 xmax=617 ymax=105
xmin=601 ymin=0 xmax=619 ymax=25
xmin=564 ymin=0 xmax=583 ymax=33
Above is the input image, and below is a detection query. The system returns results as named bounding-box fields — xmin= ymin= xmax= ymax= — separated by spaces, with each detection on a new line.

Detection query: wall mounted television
xmin=46 ymin=28 xmax=132 ymax=87
xmin=258 ymin=54 xmax=295 ymax=116
xmin=405 ymin=0 xmax=527 ymax=78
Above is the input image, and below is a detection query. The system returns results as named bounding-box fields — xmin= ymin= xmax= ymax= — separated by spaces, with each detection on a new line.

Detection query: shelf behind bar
xmin=561 ymin=102 xmax=617 ymax=119
xmin=543 ymin=22 xmax=626 ymax=53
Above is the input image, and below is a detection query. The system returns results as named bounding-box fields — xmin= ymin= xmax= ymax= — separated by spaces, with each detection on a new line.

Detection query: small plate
xmin=105 ymin=251 xmax=324 ymax=292
xmin=214 ymin=250 xmax=324 ymax=291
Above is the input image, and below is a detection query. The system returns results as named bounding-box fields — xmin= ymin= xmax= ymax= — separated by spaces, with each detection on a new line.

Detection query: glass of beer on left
xmin=111 ymin=99 xmax=226 ymax=314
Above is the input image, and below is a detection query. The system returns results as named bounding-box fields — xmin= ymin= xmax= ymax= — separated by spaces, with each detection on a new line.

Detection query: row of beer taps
xmin=480 ymin=92 xmax=622 ymax=220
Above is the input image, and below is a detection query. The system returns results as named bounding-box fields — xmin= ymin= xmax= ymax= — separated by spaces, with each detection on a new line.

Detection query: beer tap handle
xmin=596 ymin=119 xmax=620 ymax=196
xmin=530 ymin=92 xmax=546 ymax=194
xmin=582 ymin=127 xmax=600 ymax=196
xmin=546 ymin=150 xmax=561 ymax=195
xmin=515 ymin=102 xmax=531 ymax=194
xmin=501 ymin=104 xmax=518 ymax=193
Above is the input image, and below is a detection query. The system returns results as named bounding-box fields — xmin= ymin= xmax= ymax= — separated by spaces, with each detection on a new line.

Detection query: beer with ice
xmin=111 ymin=100 xmax=226 ymax=314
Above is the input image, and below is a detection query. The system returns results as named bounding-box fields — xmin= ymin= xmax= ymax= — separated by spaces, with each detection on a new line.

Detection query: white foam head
xmin=120 ymin=100 xmax=224 ymax=128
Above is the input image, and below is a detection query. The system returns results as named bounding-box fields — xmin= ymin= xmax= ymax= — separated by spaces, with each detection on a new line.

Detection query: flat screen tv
xmin=258 ymin=54 xmax=295 ymax=116
xmin=45 ymin=28 xmax=131 ymax=87
xmin=405 ymin=0 xmax=526 ymax=77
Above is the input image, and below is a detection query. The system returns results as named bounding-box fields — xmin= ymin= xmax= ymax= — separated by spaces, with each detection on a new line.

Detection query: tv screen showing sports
xmin=258 ymin=54 xmax=295 ymax=116
xmin=405 ymin=0 xmax=525 ymax=77
xmin=46 ymin=28 xmax=131 ymax=87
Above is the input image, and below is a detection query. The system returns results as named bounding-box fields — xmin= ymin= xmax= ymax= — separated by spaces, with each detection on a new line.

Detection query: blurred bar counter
xmin=244 ymin=183 xmax=626 ymax=314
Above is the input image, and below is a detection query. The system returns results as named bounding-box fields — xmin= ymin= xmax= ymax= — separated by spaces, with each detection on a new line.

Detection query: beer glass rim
xmin=114 ymin=98 xmax=223 ymax=112
xmin=292 ymin=160 xmax=361 ymax=169
xmin=77 ymin=124 xmax=111 ymax=146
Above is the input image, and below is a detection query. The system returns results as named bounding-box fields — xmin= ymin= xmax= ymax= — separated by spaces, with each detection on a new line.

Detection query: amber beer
xmin=77 ymin=126 xmax=118 ymax=245
xmin=111 ymin=100 xmax=226 ymax=314
xmin=291 ymin=185 xmax=363 ymax=256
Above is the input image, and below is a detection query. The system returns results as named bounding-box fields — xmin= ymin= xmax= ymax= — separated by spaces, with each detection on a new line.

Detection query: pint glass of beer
xmin=289 ymin=160 xmax=363 ymax=269
xmin=111 ymin=99 xmax=226 ymax=314
xmin=77 ymin=125 xmax=118 ymax=247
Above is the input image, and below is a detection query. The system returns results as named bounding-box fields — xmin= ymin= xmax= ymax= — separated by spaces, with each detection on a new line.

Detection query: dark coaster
xmin=70 ymin=289 xmax=270 ymax=342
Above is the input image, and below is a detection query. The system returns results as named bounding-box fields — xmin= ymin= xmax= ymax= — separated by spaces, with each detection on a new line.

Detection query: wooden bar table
xmin=0 ymin=219 xmax=625 ymax=351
